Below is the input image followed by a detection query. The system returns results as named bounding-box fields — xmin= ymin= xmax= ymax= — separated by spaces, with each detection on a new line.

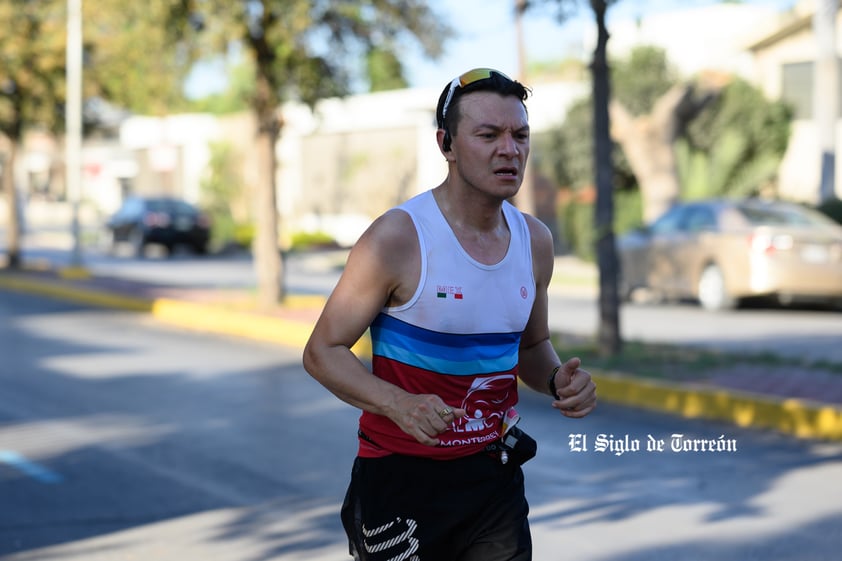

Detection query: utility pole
xmin=65 ymin=0 xmax=86 ymax=275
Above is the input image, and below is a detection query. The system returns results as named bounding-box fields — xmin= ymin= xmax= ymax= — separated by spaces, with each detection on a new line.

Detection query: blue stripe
xmin=0 ymin=450 xmax=63 ymax=484
xmin=371 ymin=313 xmax=521 ymax=375
xmin=376 ymin=341 xmax=518 ymax=375
xmin=373 ymin=313 xmax=520 ymax=348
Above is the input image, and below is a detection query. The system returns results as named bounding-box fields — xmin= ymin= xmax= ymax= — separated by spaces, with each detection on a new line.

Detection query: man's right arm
xmin=302 ymin=210 xmax=459 ymax=445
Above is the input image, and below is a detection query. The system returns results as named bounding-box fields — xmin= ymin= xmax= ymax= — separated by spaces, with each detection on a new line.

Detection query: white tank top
xmin=359 ymin=190 xmax=536 ymax=459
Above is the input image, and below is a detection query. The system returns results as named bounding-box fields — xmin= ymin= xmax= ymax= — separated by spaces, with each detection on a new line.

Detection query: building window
xmin=782 ymin=61 xmax=813 ymax=119
xmin=781 ymin=59 xmax=842 ymax=120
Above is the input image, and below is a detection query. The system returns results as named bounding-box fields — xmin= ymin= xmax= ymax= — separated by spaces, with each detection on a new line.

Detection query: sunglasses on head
xmin=441 ymin=68 xmax=513 ymax=121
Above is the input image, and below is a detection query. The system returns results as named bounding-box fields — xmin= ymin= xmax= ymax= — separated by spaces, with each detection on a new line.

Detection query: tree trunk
xmin=611 ymin=83 xmax=717 ymax=222
xmin=611 ymin=100 xmax=679 ymax=223
xmin=590 ymin=0 xmax=621 ymax=356
xmin=512 ymin=0 xmax=535 ymax=216
xmin=253 ymin=118 xmax=283 ymax=311
xmin=815 ymin=0 xmax=838 ymax=202
xmin=3 ymin=139 xmax=21 ymax=269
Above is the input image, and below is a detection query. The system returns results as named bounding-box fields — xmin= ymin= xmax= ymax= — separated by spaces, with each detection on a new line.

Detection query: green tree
xmin=172 ymin=1 xmax=450 ymax=310
xmin=612 ymin=45 xmax=677 ymax=115
xmin=550 ymin=98 xmax=636 ymax=192
xmin=83 ymin=0 xmax=198 ymax=116
xmin=522 ymin=0 xmax=623 ymax=355
xmin=0 ymin=0 xmax=197 ymax=268
xmin=611 ymin=64 xmax=720 ymax=223
xmin=189 ymin=60 xmax=254 ymax=114
xmin=367 ymin=46 xmax=409 ymax=92
xmin=550 ymin=46 xmax=677 ymax=196
xmin=678 ymin=78 xmax=792 ymax=199
xmin=200 ymin=141 xmax=245 ymax=250
xmin=0 ymin=0 xmax=66 ymax=268
xmin=553 ymin=47 xmax=790 ymax=211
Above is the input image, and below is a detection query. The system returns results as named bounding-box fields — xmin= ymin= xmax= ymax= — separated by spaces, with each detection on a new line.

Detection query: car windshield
xmin=143 ymin=198 xmax=196 ymax=214
xmin=145 ymin=199 xmax=174 ymax=212
xmin=738 ymin=204 xmax=837 ymax=228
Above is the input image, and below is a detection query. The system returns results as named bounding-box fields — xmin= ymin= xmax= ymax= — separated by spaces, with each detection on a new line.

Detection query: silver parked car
xmin=617 ymin=198 xmax=842 ymax=310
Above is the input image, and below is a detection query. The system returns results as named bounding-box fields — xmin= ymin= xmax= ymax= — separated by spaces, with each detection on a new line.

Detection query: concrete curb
xmin=2 ymin=269 xmax=840 ymax=441
xmin=150 ymin=298 xmax=316 ymax=349
xmin=0 ymin=272 xmax=355 ymax=353
xmin=0 ymin=273 xmax=152 ymax=312
xmin=593 ymin=372 xmax=842 ymax=441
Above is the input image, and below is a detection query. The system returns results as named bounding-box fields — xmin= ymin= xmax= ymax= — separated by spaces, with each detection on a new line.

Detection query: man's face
xmin=447 ymin=91 xmax=530 ymax=200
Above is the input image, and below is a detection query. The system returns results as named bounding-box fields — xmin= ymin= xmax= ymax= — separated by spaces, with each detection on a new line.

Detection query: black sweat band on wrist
xmin=547 ymin=365 xmax=561 ymax=398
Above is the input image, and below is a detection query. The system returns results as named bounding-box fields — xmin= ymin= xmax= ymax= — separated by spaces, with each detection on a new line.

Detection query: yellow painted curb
xmin=284 ymin=294 xmax=327 ymax=310
xmin=0 ymin=272 xmax=366 ymax=353
xmin=592 ymin=371 xmax=842 ymax=441
xmin=151 ymin=298 xmax=314 ymax=349
xmin=0 ymin=274 xmax=151 ymax=312
xmin=58 ymin=266 xmax=93 ymax=280
xmin=150 ymin=297 xmax=373 ymax=355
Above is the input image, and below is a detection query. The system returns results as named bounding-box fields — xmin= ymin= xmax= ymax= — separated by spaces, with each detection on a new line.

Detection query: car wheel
xmin=129 ymin=228 xmax=145 ymax=258
xmin=697 ymin=264 xmax=735 ymax=311
xmin=104 ymin=229 xmax=118 ymax=255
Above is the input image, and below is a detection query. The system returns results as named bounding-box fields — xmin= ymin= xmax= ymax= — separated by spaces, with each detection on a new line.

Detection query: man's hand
xmin=551 ymin=357 xmax=597 ymax=418
xmin=389 ymin=393 xmax=467 ymax=446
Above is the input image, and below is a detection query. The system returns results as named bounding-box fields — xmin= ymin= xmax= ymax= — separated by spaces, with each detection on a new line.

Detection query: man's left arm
xmin=518 ymin=216 xmax=597 ymax=418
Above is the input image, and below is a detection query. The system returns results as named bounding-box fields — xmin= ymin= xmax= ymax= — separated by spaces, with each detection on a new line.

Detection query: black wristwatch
xmin=547 ymin=365 xmax=561 ymax=398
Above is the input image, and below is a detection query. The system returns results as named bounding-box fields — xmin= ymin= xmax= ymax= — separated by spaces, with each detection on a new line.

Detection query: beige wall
xmin=750 ymin=10 xmax=842 ymax=202
xmin=300 ymin=127 xmax=418 ymax=219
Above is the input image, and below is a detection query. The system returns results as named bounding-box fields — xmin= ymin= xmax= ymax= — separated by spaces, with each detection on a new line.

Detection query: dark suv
xmin=106 ymin=196 xmax=211 ymax=257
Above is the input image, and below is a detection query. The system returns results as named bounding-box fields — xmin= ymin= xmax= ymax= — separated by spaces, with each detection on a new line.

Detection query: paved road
xmin=2 ymin=290 xmax=841 ymax=560
xmin=18 ymin=242 xmax=842 ymax=363
xmin=547 ymin=291 xmax=842 ymax=363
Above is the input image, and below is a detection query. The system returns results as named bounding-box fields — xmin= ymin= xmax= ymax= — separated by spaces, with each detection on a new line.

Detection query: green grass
xmin=549 ymin=273 xmax=596 ymax=287
xmin=552 ymin=333 xmax=842 ymax=381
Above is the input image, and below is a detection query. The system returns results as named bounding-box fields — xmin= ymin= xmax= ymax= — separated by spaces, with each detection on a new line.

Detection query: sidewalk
xmin=1 ymin=256 xmax=841 ymax=442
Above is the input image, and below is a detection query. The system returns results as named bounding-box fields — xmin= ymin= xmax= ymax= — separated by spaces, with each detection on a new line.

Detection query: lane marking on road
xmin=0 ymin=450 xmax=64 ymax=484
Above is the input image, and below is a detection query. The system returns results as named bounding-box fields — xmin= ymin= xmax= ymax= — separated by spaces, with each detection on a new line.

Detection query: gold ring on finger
xmin=438 ymin=407 xmax=453 ymax=419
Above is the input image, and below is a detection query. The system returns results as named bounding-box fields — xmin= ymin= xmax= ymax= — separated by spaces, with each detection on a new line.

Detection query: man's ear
xmin=436 ymin=129 xmax=455 ymax=160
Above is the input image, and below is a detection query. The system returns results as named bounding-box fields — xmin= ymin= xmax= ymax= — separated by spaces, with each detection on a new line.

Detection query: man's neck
xmin=432 ymin=184 xmax=510 ymax=265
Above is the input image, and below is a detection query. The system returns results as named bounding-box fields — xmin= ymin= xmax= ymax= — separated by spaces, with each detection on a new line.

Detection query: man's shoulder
xmin=371 ymin=207 xmax=417 ymax=239
xmin=520 ymin=213 xmax=554 ymax=274
xmin=366 ymin=190 xmax=432 ymax=243
xmin=518 ymin=212 xmax=552 ymax=244
xmin=353 ymin=207 xmax=418 ymax=261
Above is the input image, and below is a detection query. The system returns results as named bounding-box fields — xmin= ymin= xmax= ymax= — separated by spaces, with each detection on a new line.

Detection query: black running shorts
xmin=340 ymin=452 xmax=531 ymax=561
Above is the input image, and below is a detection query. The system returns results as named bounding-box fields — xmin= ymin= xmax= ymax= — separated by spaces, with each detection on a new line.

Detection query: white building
xmin=8 ymin=1 xmax=838 ymax=241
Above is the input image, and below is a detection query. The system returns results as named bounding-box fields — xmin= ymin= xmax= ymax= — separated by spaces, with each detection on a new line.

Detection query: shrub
xmin=290 ymin=231 xmax=338 ymax=251
xmin=559 ymin=189 xmax=643 ymax=262
xmin=817 ymin=198 xmax=842 ymax=225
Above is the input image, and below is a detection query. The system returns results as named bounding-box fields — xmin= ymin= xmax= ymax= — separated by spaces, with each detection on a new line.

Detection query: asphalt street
xmin=16 ymin=242 xmax=842 ymax=363
xmin=2 ymin=289 xmax=841 ymax=560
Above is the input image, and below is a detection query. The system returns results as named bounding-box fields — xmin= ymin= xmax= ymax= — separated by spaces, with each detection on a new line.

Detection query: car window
xmin=650 ymin=206 xmax=688 ymax=235
xmin=173 ymin=200 xmax=196 ymax=214
xmin=683 ymin=207 xmax=717 ymax=232
xmin=119 ymin=198 xmax=143 ymax=217
xmin=738 ymin=204 xmax=836 ymax=228
xmin=146 ymin=199 xmax=169 ymax=213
